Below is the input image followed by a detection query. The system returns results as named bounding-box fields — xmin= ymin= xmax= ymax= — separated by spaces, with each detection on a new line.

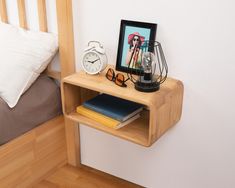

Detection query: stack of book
xmin=76 ymin=94 xmax=143 ymax=129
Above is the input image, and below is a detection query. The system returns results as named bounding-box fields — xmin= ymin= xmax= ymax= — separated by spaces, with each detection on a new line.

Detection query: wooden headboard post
xmin=37 ymin=0 xmax=48 ymax=32
xmin=56 ymin=0 xmax=76 ymax=78
xmin=56 ymin=0 xmax=81 ymax=167
xmin=0 ymin=0 xmax=7 ymax=22
xmin=17 ymin=0 xmax=27 ymax=29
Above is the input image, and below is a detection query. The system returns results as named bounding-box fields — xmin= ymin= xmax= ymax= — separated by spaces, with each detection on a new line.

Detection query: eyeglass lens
xmin=106 ymin=68 xmax=114 ymax=81
xmin=115 ymin=73 xmax=124 ymax=86
xmin=106 ymin=68 xmax=127 ymax=87
xmin=133 ymin=37 xmax=139 ymax=42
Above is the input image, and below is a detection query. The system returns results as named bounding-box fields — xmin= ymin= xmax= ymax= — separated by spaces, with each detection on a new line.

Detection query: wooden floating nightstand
xmin=61 ymin=65 xmax=184 ymax=147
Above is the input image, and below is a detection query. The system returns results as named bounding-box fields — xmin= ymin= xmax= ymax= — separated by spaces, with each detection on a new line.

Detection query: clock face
xmin=82 ymin=51 xmax=102 ymax=74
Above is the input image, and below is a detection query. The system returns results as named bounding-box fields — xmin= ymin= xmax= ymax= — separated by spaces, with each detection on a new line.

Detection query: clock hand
xmin=88 ymin=58 xmax=100 ymax=64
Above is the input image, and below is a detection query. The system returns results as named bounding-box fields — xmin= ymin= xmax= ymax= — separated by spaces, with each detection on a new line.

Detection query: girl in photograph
xmin=125 ymin=32 xmax=145 ymax=69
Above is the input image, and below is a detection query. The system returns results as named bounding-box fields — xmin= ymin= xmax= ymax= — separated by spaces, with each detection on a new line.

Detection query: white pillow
xmin=0 ymin=22 xmax=58 ymax=108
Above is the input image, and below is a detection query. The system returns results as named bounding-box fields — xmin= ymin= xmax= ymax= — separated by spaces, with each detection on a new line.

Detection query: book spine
xmin=76 ymin=106 xmax=120 ymax=128
xmin=83 ymin=103 xmax=124 ymax=121
xmin=116 ymin=114 xmax=140 ymax=129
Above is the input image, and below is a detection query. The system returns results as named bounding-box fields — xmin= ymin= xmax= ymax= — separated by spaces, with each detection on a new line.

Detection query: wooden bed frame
xmin=0 ymin=0 xmax=76 ymax=187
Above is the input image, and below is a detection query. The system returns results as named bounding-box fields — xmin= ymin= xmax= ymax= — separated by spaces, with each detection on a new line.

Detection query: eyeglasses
xmin=106 ymin=68 xmax=129 ymax=87
xmin=133 ymin=37 xmax=139 ymax=42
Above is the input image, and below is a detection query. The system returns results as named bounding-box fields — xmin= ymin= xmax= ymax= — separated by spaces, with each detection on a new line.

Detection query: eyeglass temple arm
xmin=124 ymin=77 xmax=130 ymax=82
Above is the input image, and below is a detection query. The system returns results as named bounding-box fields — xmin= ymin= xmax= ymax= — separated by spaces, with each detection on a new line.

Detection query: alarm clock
xmin=82 ymin=41 xmax=108 ymax=74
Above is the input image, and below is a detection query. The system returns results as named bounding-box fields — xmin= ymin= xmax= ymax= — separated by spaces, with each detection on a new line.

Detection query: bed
xmin=0 ymin=74 xmax=62 ymax=145
xmin=0 ymin=0 xmax=75 ymax=186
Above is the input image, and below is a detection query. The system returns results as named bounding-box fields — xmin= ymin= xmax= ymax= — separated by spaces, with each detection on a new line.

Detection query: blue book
xmin=83 ymin=94 xmax=143 ymax=122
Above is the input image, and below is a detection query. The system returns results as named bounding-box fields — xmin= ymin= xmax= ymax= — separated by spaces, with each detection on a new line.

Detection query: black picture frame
xmin=116 ymin=20 xmax=157 ymax=74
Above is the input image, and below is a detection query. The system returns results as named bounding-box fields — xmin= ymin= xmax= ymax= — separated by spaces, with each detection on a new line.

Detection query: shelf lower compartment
xmin=66 ymin=110 xmax=150 ymax=146
xmin=62 ymin=68 xmax=184 ymax=147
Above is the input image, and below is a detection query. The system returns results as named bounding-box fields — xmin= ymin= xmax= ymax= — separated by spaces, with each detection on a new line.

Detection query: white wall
xmin=72 ymin=0 xmax=235 ymax=187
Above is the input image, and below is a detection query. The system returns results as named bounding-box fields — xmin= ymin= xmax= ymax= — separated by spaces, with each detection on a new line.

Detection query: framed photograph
xmin=116 ymin=20 xmax=157 ymax=74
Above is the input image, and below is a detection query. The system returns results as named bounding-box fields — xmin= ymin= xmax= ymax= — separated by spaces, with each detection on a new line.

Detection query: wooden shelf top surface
xmin=63 ymin=65 xmax=183 ymax=107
